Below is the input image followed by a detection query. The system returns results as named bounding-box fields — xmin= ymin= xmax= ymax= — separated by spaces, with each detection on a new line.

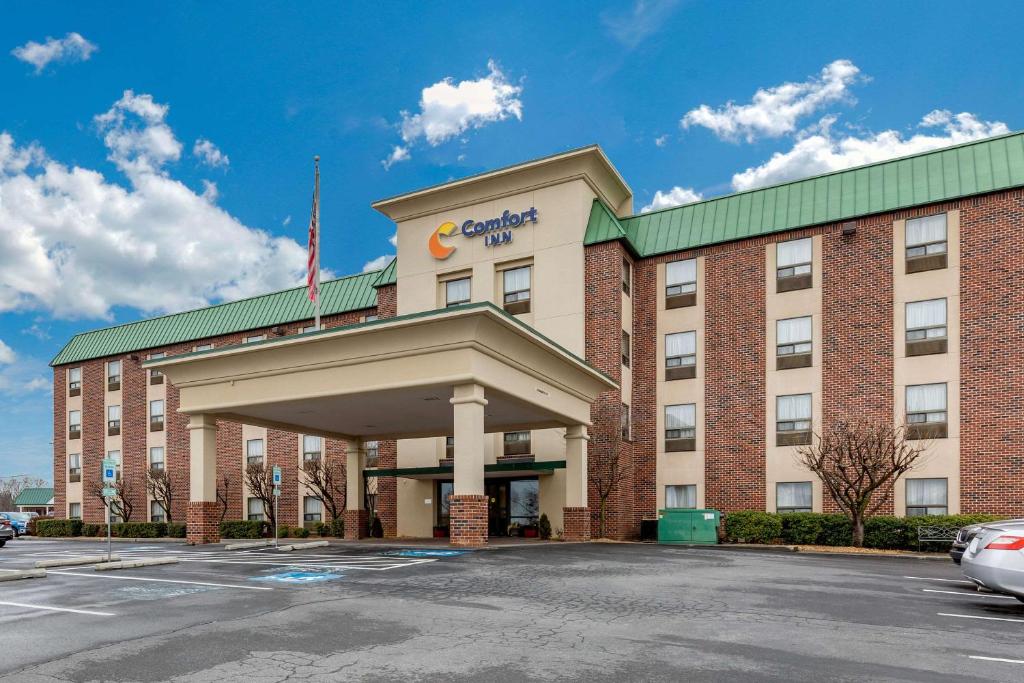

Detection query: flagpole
xmin=313 ymin=155 xmax=321 ymax=331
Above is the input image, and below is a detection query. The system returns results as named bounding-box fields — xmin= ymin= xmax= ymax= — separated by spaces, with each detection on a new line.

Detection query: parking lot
xmin=0 ymin=538 xmax=1022 ymax=681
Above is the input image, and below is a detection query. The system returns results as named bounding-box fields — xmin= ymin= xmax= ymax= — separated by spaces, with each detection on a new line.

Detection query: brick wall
xmin=373 ymin=283 xmax=399 ymax=537
xmin=215 ymin=420 xmax=243 ymax=522
xmin=81 ymin=361 xmax=106 ymax=521
xmin=631 ymin=257 xmax=658 ymax=529
xmin=52 ymin=367 xmax=66 ymax=517
xmin=121 ymin=354 xmax=148 ymax=521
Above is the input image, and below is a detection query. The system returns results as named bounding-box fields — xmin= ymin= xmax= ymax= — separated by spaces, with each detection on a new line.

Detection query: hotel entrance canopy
xmin=146 ymin=303 xmax=616 ymax=545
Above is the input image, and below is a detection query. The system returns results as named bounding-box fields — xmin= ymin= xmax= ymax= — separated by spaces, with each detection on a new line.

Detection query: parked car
xmin=961 ymin=519 xmax=1024 ymax=603
xmin=0 ymin=512 xmax=30 ymax=537
xmin=0 ymin=518 xmax=13 ymax=547
xmin=952 ymin=518 xmax=1024 ymax=564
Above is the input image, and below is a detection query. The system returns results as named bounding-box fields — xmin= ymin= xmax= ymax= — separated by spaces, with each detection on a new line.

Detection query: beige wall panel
xmin=397 ymin=478 xmax=434 ymax=537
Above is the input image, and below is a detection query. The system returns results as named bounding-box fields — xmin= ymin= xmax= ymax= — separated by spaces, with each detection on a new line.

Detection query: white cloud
xmin=0 ymin=340 xmax=48 ymax=395
xmin=192 ymin=138 xmax=230 ymax=168
xmin=0 ymin=340 xmax=15 ymax=365
xmin=22 ymin=377 xmax=49 ymax=392
xmin=654 ymin=134 xmax=669 ymax=147
xmin=0 ymin=91 xmax=316 ymax=321
xmin=601 ymin=0 xmax=680 ymax=49
xmin=362 ymin=255 xmax=394 ymax=272
xmin=641 ymin=186 xmax=703 ymax=213
xmin=11 ymin=32 xmax=97 ymax=73
xmin=384 ymin=60 xmax=523 ymax=166
xmin=282 ymin=215 xmax=291 ymax=227
xmin=731 ymin=110 xmax=1009 ymax=191
xmin=682 ymin=60 xmax=863 ymax=143
xmin=388 ymin=232 xmax=398 ymax=247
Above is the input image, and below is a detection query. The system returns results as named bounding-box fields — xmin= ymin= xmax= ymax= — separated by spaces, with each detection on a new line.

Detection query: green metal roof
xmin=586 ymin=131 xmax=1024 ymax=256
xmin=371 ymin=257 xmax=397 ymax=287
xmin=14 ymin=488 xmax=53 ymax=506
xmin=52 ymin=270 xmax=382 ymax=367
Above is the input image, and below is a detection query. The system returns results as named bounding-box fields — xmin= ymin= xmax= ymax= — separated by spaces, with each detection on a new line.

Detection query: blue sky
xmin=2 ymin=1 xmax=1022 ymax=482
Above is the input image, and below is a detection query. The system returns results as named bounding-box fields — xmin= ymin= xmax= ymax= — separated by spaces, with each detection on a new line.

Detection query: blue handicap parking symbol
xmin=252 ymin=571 xmax=343 ymax=584
xmin=382 ymin=549 xmax=469 ymax=558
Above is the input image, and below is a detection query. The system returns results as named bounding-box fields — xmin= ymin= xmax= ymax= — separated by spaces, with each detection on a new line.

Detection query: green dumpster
xmin=657 ymin=509 xmax=720 ymax=544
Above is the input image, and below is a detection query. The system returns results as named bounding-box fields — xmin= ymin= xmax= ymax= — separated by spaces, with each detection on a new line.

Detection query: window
xmin=445 ymin=436 xmax=455 ymax=459
xmin=776 ymin=394 xmax=812 ymax=446
xmin=149 ymin=352 xmax=165 ymax=384
xmin=365 ymin=440 xmax=380 ymax=467
xmin=665 ymin=485 xmax=697 ymax=509
xmin=665 ymin=404 xmax=696 ymax=451
xmin=303 ymin=496 xmax=323 ymax=522
xmin=906 ymin=299 xmax=947 ymax=356
xmin=300 ymin=325 xmax=319 ymax=334
xmin=503 ymin=431 xmax=531 ymax=456
xmin=108 ymin=450 xmax=121 ymax=478
xmin=149 ymin=400 xmax=164 ymax=432
xmin=246 ymin=439 xmax=264 ymax=465
xmin=68 ymin=367 xmax=82 ymax=395
xmin=621 ymin=258 xmax=631 ymax=295
xmin=302 ymin=435 xmax=322 ymax=462
xmin=906 ymin=478 xmax=948 ymax=516
xmin=445 ymin=277 xmax=471 ymax=307
xmin=68 ymin=453 xmax=82 ymax=482
xmin=502 ymin=266 xmax=531 ymax=314
xmin=905 ymin=214 xmax=947 ymax=272
xmin=107 ymin=404 xmax=121 ymax=435
xmin=150 ymin=446 xmax=165 ymax=472
xmin=194 ymin=343 xmax=214 ymax=351
xmin=510 ymin=479 xmax=539 ymax=525
xmin=150 ymin=500 xmax=166 ymax=523
xmin=776 ymin=317 xmax=812 ymax=370
xmin=776 ymin=238 xmax=812 ymax=292
xmin=364 ymin=314 xmax=378 ymax=322
xmin=69 ymin=502 xmax=82 ymax=520
xmin=621 ymin=330 xmax=631 ymax=367
xmin=665 ymin=259 xmax=697 ymax=308
xmin=665 ymin=331 xmax=696 ymax=380
xmin=906 ymin=383 xmax=947 ymax=439
xmin=247 ymin=497 xmax=264 ymax=521
xmin=107 ymin=360 xmax=121 ymax=390
xmin=619 ymin=404 xmax=631 ymax=440
xmin=69 ymin=410 xmax=81 ymax=438
xmin=243 ymin=334 xmax=266 ymax=344
xmin=776 ymin=482 xmax=813 ymax=513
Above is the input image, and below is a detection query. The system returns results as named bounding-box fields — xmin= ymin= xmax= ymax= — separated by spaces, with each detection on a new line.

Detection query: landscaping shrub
xmin=27 ymin=515 xmax=50 ymax=535
xmin=277 ymin=525 xmax=291 ymax=539
xmin=166 ymin=523 xmax=186 ymax=538
xmin=329 ymin=517 xmax=344 ymax=538
xmin=219 ymin=519 xmax=268 ymax=539
xmin=817 ymin=514 xmax=853 ymax=546
xmin=313 ymin=521 xmax=327 ymax=537
xmin=82 ymin=523 xmax=103 ymax=537
xmin=863 ymin=516 xmax=905 ymax=549
xmin=36 ymin=518 xmax=83 ymax=537
xmin=724 ymin=511 xmax=782 ymax=544
xmin=538 ymin=513 xmax=552 ymax=540
xmin=113 ymin=522 xmax=167 ymax=538
xmin=293 ymin=527 xmax=310 ymax=538
xmin=779 ymin=512 xmax=824 ymax=545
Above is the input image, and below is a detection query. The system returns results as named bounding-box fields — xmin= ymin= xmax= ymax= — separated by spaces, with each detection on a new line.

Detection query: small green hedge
xmin=112 ymin=522 xmax=167 ymax=538
xmin=36 ymin=519 xmax=83 ymax=537
xmin=36 ymin=518 xmax=188 ymax=538
xmin=725 ymin=511 xmax=1006 ymax=550
xmin=219 ymin=519 xmax=270 ymax=539
xmin=167 ymin=523 xmax=187 ymax=538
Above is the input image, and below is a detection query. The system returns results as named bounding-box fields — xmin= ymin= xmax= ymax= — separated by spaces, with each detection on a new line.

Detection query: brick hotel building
xmin=51 ymin=133 xmax=1024 ymax=544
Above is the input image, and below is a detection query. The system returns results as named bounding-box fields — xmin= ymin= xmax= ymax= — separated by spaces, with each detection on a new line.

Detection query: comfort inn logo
xmin=427 ymin=207 xmax=538 ymax=260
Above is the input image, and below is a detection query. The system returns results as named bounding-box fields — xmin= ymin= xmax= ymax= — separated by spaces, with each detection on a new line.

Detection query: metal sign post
xmin=272 ymin=466 xmax=282 ymax=548
xmin=101 ymin=458 xmax=117 ymax=562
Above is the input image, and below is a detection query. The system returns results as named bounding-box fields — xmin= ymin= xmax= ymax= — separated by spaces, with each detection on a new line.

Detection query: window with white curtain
xmin=621 ymin=403 xmax=631 ymax=440
xmin=906 ymin=299 xmax=947 ymax=341
xmin=622 ymin=258 xmax=631 ymax=295
xmin=107 ymin=404 xmax=121 ymax=432
xmin=776 ymin=238 xmax=812 ymax=277
xmin=149 ymin=446 xmax=164 ymax=471
xmin=108 ymin=450 xmax=121 ymax=478
xmin=246 ymin=439 xmax=264 ymax=464
xmin=68 ymin=453 xmax=81 ymax=478
xmin=776 ymin=482 xmax=812 ymax=513
xmin=906 ymin=214 xmax=947 ymax=257
xmin=303 ymin=496 xmax=322 ymax=522
xmin=666 ymin=332 xmax=696 ymax=367
xmin=445 ymin=277 xmax=471 ymax=306
xmin=107 ymin=360 xmax=121 ymax=386
xmin=302 ymin=435 xmax=322 ymax=462
xmin=906 ymin=383 xmax=946 ymax=424
xmin=665 ymin=485 xmax=697 ymax=509
xmin=777 ymin=317 xmax=812 ymax=356
xmin=69 ymin=502 xmax=82 ymax=519
xmin=502 ymin=266 xmax=531 ymax=303
xmin=776 ymin=394 xmax=812 ymax=432
xmin=247 ymin=498 xmax=264 ymax=521
xmin=150 ymin=500 xmax=166 ymax=522
xmin=665 ymin=404 xmax=696 ymax=439
xmin=621 ymin=330 xmax=631 ymax=367
xmin=906 ymin=478 xmax=948 ymax=516
xmin=149 ymin=352 xmax=166 ymax=380
xmin=666 ymin=259 xmax=697 ymax=295
xmin=149 ymin=400 xmax=164 ymax=430
xmin=365 ymin=440 xmax=379 ymax=464
xmin=68 ymin=367 xmax=81 ymax=391
xmin=69 ymin=410 xmax=81 ymax=434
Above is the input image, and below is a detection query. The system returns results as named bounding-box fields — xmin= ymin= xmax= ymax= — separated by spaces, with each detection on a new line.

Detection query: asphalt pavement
xmin=0 ymin=537 xmax=1021 ymax=681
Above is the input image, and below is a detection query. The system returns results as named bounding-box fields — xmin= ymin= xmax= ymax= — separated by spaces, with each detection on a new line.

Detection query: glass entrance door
xmin=486 ymin=481 xmax=510 ymax=536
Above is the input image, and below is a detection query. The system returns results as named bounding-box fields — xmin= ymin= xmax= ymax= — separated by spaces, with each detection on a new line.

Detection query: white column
xmin=345 ymin=439 xmax=365 ymax=511
xmin=564 ymin=425 xmax=589 ymax=508
xmin=451 ymin=383 xmax=487 ymax=496
xmin=188 ymin=414 xmax=218 ymax=503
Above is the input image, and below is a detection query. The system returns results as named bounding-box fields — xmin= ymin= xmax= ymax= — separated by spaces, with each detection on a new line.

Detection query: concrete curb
xmin=94 ymin=557 xmax=180 ymax=571
xmin=0 ymin=568 xmax=47 ymax=582
xmin=36 ymin=555 xmax=122 ymax=568
xmin=23 ymin=536 xmax=186 ymax=543
xmin=276 ymin=541 xmax=330 ymax=552
xmin=224 ymin=540 xmax=273 ymax=551
xmin=697 ymin=544 xmax=947 ymax=560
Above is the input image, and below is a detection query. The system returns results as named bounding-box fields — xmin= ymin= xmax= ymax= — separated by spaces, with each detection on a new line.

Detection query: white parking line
xmin=0 ymin=600 xmax=114 ymax=617
xmin=968 ymin=655 xmax=1024 ymax=664
xmin=904 ymin=576 xmax=975 ymax=585
xmin=938 ymin=613 xmax=1024 ymax=623
xmin=49 ymin=571 xmax=273 ymax=591
xmin=923 ymin=589 xmax=1017 ymax=600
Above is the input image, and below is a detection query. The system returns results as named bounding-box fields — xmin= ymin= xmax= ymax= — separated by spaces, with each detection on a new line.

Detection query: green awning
xmin=366 ymin=460 xmax=565 ymax=479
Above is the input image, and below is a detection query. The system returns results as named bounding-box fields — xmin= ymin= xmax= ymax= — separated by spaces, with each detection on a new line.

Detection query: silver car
xmin=961 ymin=519 xmax=1024 ymax=603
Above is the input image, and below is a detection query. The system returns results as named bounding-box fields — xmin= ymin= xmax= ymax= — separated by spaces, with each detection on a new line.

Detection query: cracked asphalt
xmin=1 ymin=539 xmax=1023 ymax=681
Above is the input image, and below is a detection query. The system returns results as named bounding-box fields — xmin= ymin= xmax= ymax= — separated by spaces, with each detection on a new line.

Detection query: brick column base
xmin=343 ymin=509 xmax=369 ymax=539
xmin=187 ymin=501 xmax=220 ymax=544
xmin=563 ymin=507 xmax=591 ymax=542
xmin=450 ymin=494 xmax=488 ymax=547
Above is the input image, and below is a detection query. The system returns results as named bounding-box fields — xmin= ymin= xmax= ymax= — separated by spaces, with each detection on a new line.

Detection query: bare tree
xmin=89 ymin=477 xmax=136 ymax=522
xmin=216 ymin=473 xmax=231 ymax=523
xmin=302 ymin=456 xmax=345 ymax=523
xmin=0 ymin=476 xmax=48 ymax=510
xmin=244 ymin=462 xmax=275 ymax=527
xmin=146 ymin=467 xmax=174 ymax=523
xmin=796 ymin=419 xmax=928 ymax=547
xmin=589 ymin=446 xmax=628 ymax=539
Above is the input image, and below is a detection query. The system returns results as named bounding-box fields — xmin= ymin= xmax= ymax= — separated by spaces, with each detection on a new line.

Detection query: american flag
xmin=306 ymin=157 xmax=320 ymax=306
